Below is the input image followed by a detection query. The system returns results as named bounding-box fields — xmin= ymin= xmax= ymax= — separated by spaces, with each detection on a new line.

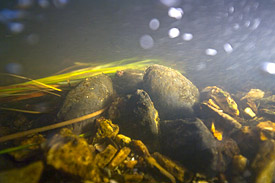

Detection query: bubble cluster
xmin=143 ymin=1 xmax=260 ymax=59
xmin=0 ymin=9 xmax=26 ymax=22
xmin=0 ymin=0 xmax=69 ymax=34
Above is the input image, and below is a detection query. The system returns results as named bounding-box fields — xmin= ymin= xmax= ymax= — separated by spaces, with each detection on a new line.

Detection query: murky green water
xmin=1 ymin=0 xmax=275 ymax=91
xmin=1 ymin=1 xmax=275 ymax=182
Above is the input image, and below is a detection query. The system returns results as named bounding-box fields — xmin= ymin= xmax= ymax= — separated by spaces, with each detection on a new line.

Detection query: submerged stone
xmin=201 ymin=86 xmax=239 ymax=117
xmin=251 ymin=140 xmax=275 ymax=183
xmin=112 ymin=69 xmax=144 ymax=95
xmin=0 ymin=161 xmax=43 ymax=183
xmin=160 ymin=118 xmax=220 ymax=176
xmin=57 ymin=74 xmax=114 ymax=134
xmin=46 ymin=128 xmax=98 ymax=180
xmin=231 ymin=126 xmax=261 ymax=160
xmin=9 ymin=134 xmax=45 ymax=161
xmin=143 ymin=64 xmax=199 ymax=120
xmin=232 ymin=154 xmax=248 ymax=175
xmin=108 ymin=89 xmax=159 ymax=149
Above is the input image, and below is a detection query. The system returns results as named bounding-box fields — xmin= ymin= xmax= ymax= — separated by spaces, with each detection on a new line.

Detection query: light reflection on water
xmin=0 ymin=0 xmax=275 ymax=91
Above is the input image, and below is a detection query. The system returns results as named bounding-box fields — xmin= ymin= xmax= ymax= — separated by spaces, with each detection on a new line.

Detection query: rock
xmin=216 ymin=138 xmax=240 ymax=171
xmin=200 ymin=86 xmax=240 ymax=117
xmin=108 ymin=89 xmax=159 ymax=149
xmin=231 ymin=126 xmax=261 ymax=160
xmin=251 ymin=140 xmax=275 ymax=183
xmin=9 ymin=134 xmax=46 ymax=161
xmin=143 ymin=64 xmax=199 ymax=120
xmin=112 ymin=69 xmax=144 ymax=95
xmin=256 ymin=121 xmax=275 ymax=140
xmin=0 ymin=161 xmax=44 ymax=183
xmin=0 ymin=156 xmax=14 ymax=171
xmin=240 ymin=89 xmax=265 ymax=101
xmin=232 ymin=155 xmax=248 ymax=175
xmin=46 ymin=128 xmax=100 ymax=181
xmin=199 ymin=102 xmax=242 ymax=134
xmin=93 ymin=117 xmax=119 ymax=144
xmin=57 ymin=74 xmax=114 ymax=134
xmin=259 ymin=107 xmax=275 ymax=121
xmin=160 ymin=118 xmax=220 ymax=176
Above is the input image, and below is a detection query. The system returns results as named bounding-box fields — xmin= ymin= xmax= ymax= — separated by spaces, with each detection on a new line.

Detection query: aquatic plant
xmin=0 ymin=58 xmax=160 ymax=103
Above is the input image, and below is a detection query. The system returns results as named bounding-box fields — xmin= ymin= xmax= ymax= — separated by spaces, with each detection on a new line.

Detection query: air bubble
xmin=5 ymin=63 xmax=23 ymax=74
xmin=182 ymin=33 xmax=193 ymax=41
xmin=223 ymin=43 xmax=233 ymax=53
xmin=168 ymin=7 xmax=183 ymax=20
xmin=251 ymin=18 xmax=261 ymax=30
xmin=38 ymin=0 xmax=50 ymax=8
xmin=229 ymin=6 xmax=234 ymax=13
xmin=160 ymin=0 xmax=180 ymax=7
xmin=8 ymin=22 xmax=24 ymax=34
xmin=139 ymin=35 xmax=154 ymax=49
xmin=262 ymin=62 xmax=275 ymax=74
xmin=26 ymin=34 xmax=40 ymax=45
xmin=205 ymin=48 xmax=217 ymax=56
xmin=149 ymin=18 xmax=160 ymax=30
xmin=169 ymin=28 xmax=180 ymax=38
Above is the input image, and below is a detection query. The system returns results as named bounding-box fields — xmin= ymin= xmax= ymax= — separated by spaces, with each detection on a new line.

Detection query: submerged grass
xmin=0 ymin=58 xmax=160 ymax=101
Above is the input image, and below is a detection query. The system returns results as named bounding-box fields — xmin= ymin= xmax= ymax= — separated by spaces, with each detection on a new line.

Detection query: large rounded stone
xmin=108 ymin=89 xmax=159 ymax=151
xmin=57 ymin=74 xmax=114 ymax=134
xmin=112 ymin=69 xmax=144 ymax=95
xmin=143 ymin=65 xmax=199 ymax=120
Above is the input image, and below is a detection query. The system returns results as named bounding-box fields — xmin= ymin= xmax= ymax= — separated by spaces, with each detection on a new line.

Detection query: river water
xmin=1 ymin=0 xmax=275 ymax=91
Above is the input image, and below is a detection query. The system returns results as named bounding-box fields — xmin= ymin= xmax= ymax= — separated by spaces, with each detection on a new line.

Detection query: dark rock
xmin=0 ymin=156 xmax=15 ymax=171
xmin=112 ymin=69 xmax=144 ymax=95
xmin=108 ymin=89 xmax=159 ymax=150
xmin=199 ymin=102 xmax=242 ymax=135
xmin=143 ymin=64 xmax=199 ymax=120
xmin=230 ymin=126 xmax=261 ymax=161
xmin=160 ymin=118 xmax=220 ymax=176
xmin=251 ymin=140 xmax=275 ymax=183
xmin=0 ymin=161 xmax=44 ymax=183
xmin=215 ymin=138 xmax=240 ymax=173
xmin=57 ymin=74 xmax=114 ymax=134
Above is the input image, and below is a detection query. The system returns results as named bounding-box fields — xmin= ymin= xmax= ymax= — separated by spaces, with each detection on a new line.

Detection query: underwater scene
xmin=0 ymin=0 xmax=275 ymax=182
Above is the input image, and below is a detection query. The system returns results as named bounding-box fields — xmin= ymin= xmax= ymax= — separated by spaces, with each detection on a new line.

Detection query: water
xmin=1 ymin=0 xmax=275 ymax=182
xmin=1 ymin=0 xmax=275 ymax=91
